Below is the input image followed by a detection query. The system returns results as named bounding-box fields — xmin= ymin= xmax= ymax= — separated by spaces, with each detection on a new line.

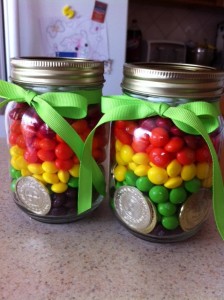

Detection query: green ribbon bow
xmin=0 ymin=80 xmax=106 ymax=214
xmin=80 ymin=94 xmax=224 ymax=240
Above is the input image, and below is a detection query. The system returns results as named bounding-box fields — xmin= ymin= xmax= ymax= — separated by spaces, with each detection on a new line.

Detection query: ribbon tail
xmin=212 ymin=154 xmax=224 ymax=239
xmin=33 ymin=97 xmax=105 ymax=214
xmin=78 ymin=125 xmax=106 ymax=214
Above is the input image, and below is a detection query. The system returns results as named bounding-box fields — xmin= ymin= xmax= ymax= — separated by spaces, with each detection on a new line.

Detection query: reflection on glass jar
xmin=107 ymin=62 xmax=224 ymax=242
xmin=2 ymin=58 xmax=108 ymax=223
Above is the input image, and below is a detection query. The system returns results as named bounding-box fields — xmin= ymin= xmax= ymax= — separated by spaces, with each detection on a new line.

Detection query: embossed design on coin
xmin=114 ymin=186 xmax=157 ymax=234
xmin=179 ymin=189 xmax=212 ymax=232
xmin=15 ymin=176 xmax=51 ymax=215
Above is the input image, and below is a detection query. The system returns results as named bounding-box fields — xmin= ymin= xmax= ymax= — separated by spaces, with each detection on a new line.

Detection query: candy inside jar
xmin=111 ymin=116 xmax=218 ymax=241
xmin=7 ymin=102 xmax=107 ymax=222
xmin=107 ymin=62 xmax=224 ymax=242
xmin=1 ymin=57 xmax=107 ymax=224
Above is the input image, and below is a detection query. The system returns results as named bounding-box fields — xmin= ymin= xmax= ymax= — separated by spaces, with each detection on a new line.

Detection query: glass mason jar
xmin=107 ymin=62 xmax=224 ymax=242
xmin=2 ymin=57 xmax=108 ymax=223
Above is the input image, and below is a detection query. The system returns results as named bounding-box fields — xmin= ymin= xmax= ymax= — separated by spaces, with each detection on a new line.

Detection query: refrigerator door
xmin=0 ymin=0 xmax=6 ymax=120
xmin=0 ymin=0 xmax=6 ymax=80
xmin=3 ymin=0 xmax=128 ymax=95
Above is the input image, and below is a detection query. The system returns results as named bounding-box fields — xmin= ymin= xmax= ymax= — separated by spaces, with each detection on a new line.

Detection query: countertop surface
xmin=0 ymin=138 xmax=224 ymax=300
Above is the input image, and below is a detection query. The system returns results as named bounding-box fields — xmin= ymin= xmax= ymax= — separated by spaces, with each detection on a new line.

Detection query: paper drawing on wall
xmin=40 ymin=16 xmax=109 ymax=61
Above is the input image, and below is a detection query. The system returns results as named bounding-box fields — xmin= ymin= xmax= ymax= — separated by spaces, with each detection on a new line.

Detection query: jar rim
xmin=122 ymin=62 xmax=224 ymax=99
xmin=10 ymin=57 xmax=105 ymax=87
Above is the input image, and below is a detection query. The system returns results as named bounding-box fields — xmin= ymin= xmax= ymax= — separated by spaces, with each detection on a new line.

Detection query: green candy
xmin=169 ymin=187 xmax=187 ymax=204
xmin=115 ymin=181 xmax=123 ymax=189
xmin=149 ymin=185 xmax=169 ymax=203
xmin=10 ymin=179 xmax=17 ymax=192
xmin=125 ymin=170 xmax=138 ymax=186
xmin=68 ymin=177 xmax=79 ymax=188
xmin=136 ymin=176 xmax=153 ymax=192
xmin=10 ymin=166 xmax=21 ymax=179
xmin=184 ymin=178 xmax=201 ymax=193
xmin=158 ymin=202 xmax=177 ymax=216
xmin=162 ymin=215 xmax=179 ymax=230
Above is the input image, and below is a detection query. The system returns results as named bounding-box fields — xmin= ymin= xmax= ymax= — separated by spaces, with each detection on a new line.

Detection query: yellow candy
xmin=27 ymin=163 xmax=43 ymax=174
xmin=21 ymin=169 xmax=32 ymax=176
xmin=202 ymin=177 xmax=212 ymax=188
xmin=42 ymin=161 xmax=58 ymax=173
xmin=116 ymin=152 xmax=126 ymax=165
xmin=167 ymin=159 xmax=182 ymax=177
xmin=120 ymin=145 xmax=134 ymax=163
xmin=11 ymin=156 xmax=28 ymax=170
xmin=196 ymin=162 xmax=210 ymax=180
xmin=9 ymin=145 xmax=24 ymax=157
xmin=51 ymin=182 xmax=68 ymax=193
xmin=115 ymin=139 xmax=123 ymax=151
xmin=181 ymin=164 xmax=196 ymax=181
xmin=58 ymin=170 xmax=70 ymax=183
xmin=148 ymin=166 xmax=168 ymax=185
xmin=69 ymin=164 xmax=80 ymax=177
xmin=128 ymin=162 xmax=137 ymax=171
xmin=114 ymin=165 xmax=127 ymax=182
xmin=132 ymin=153 xmax=149 ymax=165
xmin=134 ymin=165 xmax=149 ymax=177
xmin=164 ymin=176 xmax=183 ymax=189
xmin=32 ymin=174 xmax=47 ymax=184
xmin=42 ymin=172 xmax=59 ymax=184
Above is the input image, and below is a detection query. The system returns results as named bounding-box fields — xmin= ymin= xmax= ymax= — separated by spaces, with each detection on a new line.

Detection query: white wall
xmin=0 ymin=115 xmax=6 ymax=137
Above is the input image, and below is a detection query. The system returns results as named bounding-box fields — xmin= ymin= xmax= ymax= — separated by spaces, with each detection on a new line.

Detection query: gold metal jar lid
xmin=122 ymin=62 xmax=224 ymax=99
xmin=10 ymin=57 xmax=105 ymax=87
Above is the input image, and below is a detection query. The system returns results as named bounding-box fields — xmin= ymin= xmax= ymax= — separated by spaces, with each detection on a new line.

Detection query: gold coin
xmin=114 ymin=186 xmax=157 ymax=234
xmin=15 ymin=176 xmax=51 ymax=215
xmin=179 ymin=188 xmax=212 ymax=232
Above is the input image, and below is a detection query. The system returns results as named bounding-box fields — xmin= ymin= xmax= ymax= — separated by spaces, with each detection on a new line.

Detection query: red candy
xmin=113 ymin=116 xmax=216 ymax=169
xmin=150 ymin=127 xmax=170 ymax=147
xmin=184 ymin=135 xmax=204 ymax=149
xmin=164 ymin=136 xmax=184 ymax=153
xmin=114 ymin=127 xmax=132 ymax=145
xmin=24 ymin=149 xmax=40 ymax=163
xmin=196 ymin=145 xmax=212 ymax=163
xmin=37 ymin=149 xmax=56 ymax=162
xmin=71 ymin=119 xmax=89 ymax=134
xmin=155 ymin=117 xmax=173 ymax=130
xmin=8 ymin=105 xmax=107 ymax=178
xmin=55 ymin=143 xmax=73 ymax=160
xmin=39 ymin=138 xmax=57 ymax=150
xmin=10 ymin=120 xmax=21 ymax=134
xmin=176 ymin=147 xmax=196 ymax=165
xmin=55 ymin=158 xmax=74 ymax=171
xmin=16 ymin=134 xmax=26 ymax=149
xmin=149 ymin=148 xmax=172 ymax=168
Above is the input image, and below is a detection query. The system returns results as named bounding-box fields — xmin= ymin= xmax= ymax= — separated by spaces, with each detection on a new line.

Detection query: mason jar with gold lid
xmin=101 ymin=62 xmax=224 ymax=242
xmin=0 ymin=57 xmax=108 ymax=223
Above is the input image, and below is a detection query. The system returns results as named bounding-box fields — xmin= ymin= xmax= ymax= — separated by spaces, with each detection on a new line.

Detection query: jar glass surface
xmin=109 ymin=63 xmax=224 ymax=242
xmin=5 ymin=57 xmax=108 ymax=223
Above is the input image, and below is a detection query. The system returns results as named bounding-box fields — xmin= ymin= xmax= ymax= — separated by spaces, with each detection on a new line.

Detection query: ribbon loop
xmin=24 ymin=90 xmax=37 ymax=105
xmin=154 ymin=102 xmax=170 ymax=116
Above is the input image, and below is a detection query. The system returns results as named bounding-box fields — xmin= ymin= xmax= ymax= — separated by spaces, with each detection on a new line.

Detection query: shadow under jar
xmin=108 ymin=62 xmax=224 ymax=242
xmin=4 ymin=57 xmax=108 ymax=223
